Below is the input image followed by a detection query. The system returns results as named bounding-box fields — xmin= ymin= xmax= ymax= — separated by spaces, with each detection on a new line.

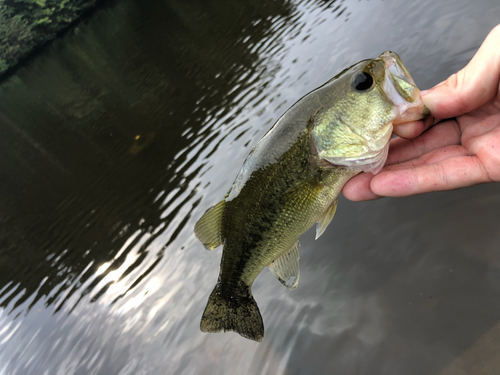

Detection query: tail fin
xmin=200 ymin=283 xmax=264 ymax=342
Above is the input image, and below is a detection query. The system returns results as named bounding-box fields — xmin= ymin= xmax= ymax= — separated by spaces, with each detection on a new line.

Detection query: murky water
xmin=0 ymin=0 xmax=499 ymax=374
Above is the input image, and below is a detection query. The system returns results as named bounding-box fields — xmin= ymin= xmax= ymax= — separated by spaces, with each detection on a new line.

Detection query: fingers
xmin=393 ymin=115 xmax=435 ymax=139
xmin=370 ymin=155 xmax=493 ymax=197
xmin=423 ymin=24 xmax=500 ymax=119
xmin=342 ymin=144 xmax=467 ymax=201
xmin=386 ymin=119 xmax=462 ymax=165
xmin=344 ymin=149 xmax=492 ymax=200
xmin=342 ymin=173 xmax=380 ymax=201
xmin=383 ymin=145 xmax=468 ymax=171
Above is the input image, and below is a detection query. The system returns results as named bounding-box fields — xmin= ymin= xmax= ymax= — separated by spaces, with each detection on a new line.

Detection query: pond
xmin=0 ymin=0 xmax=499 ymax=374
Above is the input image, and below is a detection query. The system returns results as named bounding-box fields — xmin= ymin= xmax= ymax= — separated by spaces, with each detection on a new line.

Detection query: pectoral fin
xmin=194 ymin=199 xmax=225 ymax=250
xmin=268 ymin=241 xmax=300 ymax=290
xmin=315 ymin=198 xmax=337 ymax=239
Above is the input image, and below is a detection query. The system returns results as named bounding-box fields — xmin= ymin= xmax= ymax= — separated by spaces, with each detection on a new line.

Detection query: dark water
xmin=0 ymin=0 xmax=499 ymax=374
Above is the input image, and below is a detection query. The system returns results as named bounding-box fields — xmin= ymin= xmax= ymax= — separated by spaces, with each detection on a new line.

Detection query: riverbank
xmin=0 ymin=0 xmax=107 ymax=78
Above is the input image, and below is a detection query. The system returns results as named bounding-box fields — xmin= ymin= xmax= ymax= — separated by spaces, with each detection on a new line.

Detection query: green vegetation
xmin=0 ymin=0 xmax=102 ymax=76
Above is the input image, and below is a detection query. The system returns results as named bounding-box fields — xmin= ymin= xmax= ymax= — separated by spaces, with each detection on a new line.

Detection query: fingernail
xmin=420 ymin=89 xmax=429 ymax=97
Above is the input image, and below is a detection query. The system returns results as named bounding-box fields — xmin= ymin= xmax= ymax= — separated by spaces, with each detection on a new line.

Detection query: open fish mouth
xmin=380 ymin=51 xmax=430 ymax=124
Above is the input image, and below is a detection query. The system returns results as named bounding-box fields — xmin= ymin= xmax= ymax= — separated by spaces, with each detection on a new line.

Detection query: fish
xmin=194 ymin=51 xmax=429 ymax=342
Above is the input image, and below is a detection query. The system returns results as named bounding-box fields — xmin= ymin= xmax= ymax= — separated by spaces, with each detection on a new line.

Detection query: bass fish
xmin=195 ymin=51 xmax=428 ymax=342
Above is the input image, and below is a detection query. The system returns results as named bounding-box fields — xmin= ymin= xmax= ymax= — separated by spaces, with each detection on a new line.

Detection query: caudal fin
xmin=200 ymin=283 xmax=264 ymax=342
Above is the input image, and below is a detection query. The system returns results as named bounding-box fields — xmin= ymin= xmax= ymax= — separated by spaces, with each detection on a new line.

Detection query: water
xmin=0 ymin=0 xmax=499 ymax=374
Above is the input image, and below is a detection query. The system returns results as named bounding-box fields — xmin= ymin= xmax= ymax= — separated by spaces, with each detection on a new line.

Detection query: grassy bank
xmin=0 ymin=0 xmax=103 ymax=76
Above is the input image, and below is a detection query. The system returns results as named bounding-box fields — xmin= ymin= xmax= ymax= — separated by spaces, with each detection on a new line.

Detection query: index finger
xmin=370 ymin=155 xmax=493 ymax=197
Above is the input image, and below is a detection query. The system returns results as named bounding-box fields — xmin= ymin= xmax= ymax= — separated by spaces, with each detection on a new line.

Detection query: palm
xmin=457 ymin=99 xmax=500 ymax=182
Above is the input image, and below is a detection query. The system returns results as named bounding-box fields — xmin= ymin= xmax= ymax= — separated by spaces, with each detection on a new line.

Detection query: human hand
xmin=343 ymin=24 xmax=500 ymax=201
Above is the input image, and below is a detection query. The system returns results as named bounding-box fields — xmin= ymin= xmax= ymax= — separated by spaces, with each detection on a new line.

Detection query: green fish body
xmin=195 ymin=52 xmax=428 ymax=342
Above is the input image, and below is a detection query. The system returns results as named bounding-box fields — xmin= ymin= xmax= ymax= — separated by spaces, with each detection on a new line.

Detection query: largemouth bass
xmin=195 ymin=51 xmax=428 ymax=342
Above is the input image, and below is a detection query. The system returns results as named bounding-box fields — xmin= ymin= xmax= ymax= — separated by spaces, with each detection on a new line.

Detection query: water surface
xmin=0 ymin=0 xmax=499 ymax=374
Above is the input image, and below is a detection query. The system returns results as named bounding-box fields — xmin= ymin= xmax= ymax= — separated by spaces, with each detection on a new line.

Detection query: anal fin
xmin=268 ymin=241 xmax=300 ymax=290
xmin=315 ymin=198 xmax=337 ymax=239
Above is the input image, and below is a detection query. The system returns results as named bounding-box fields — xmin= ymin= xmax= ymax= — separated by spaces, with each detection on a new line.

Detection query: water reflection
xmin=0 ymin=0 xmax=299 ymax=314
xmin=0 ymin=0 xmax=499 ymax=373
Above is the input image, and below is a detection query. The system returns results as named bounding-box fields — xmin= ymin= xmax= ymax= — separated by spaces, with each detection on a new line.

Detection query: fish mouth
xmin=379 ymin=51 xmax=429 ymax=124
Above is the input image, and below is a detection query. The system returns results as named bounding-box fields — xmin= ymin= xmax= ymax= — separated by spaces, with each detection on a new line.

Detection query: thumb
xmin=423 ymin=24 xmax=500 ymax=119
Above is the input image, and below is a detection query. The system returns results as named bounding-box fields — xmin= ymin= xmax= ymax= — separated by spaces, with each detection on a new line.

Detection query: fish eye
xmin=352 ymin=72 xmax=374 ymax=92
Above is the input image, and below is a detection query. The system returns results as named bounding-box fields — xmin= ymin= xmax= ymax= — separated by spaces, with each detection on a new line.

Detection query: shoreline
xmin=0 ymin=0 xmax=113 ymax=82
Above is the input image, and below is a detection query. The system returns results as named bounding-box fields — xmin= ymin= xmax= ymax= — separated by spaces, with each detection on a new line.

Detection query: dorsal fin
xmin=194 ymin=199 xmax=225 ymax=250
xmin=315 ymin=198 xmax=337 ymax=239
xmin=268 ymin=241 xmax=300 ymax=289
